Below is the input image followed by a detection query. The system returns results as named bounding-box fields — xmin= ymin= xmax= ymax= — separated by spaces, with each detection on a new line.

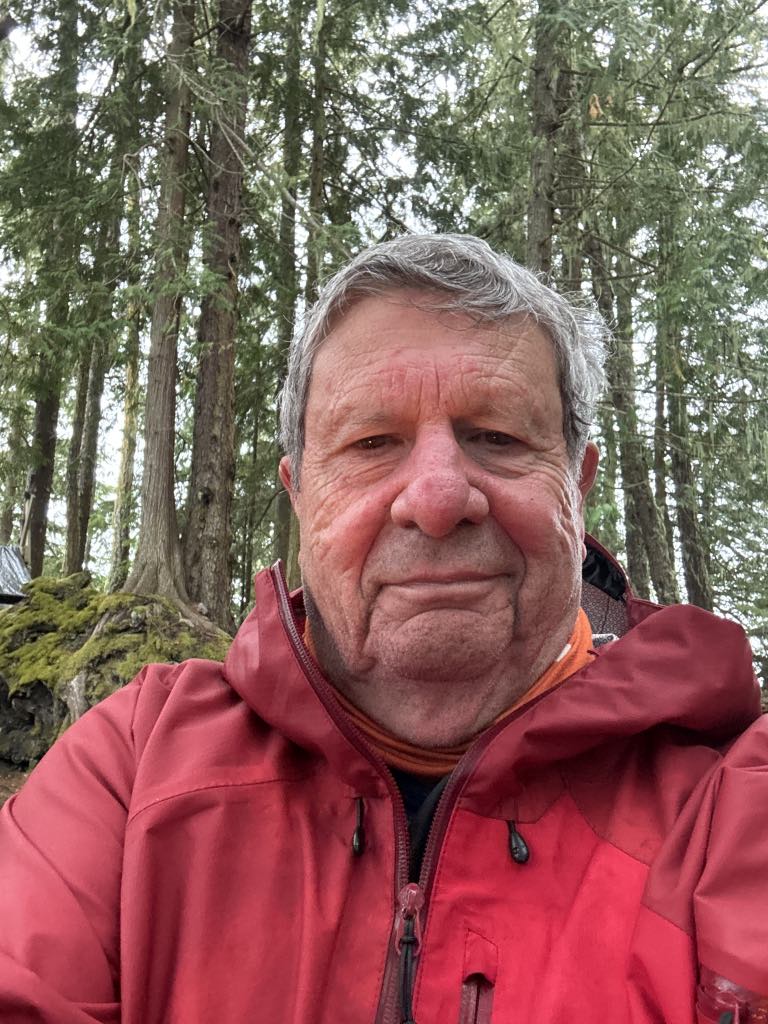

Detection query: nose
xmin=390 ymin=427 xmax=490 ymax=537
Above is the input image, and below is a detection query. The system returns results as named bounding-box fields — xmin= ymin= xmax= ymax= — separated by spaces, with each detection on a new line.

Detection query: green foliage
xmin=0 ymin=572 xmax=231 ymax=764
xmin=0 ymin=0 xmax=767 ymax=675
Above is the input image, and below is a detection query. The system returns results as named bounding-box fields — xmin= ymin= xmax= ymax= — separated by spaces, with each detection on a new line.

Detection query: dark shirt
xmin=391 ymin=767 xmax=451 ymax=881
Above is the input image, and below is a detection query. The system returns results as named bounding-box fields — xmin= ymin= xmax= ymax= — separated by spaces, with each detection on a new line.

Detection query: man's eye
xmin=354 ymin=435 xmax=391 ymax=451
xmin=470 ymin=431 xmax=519 ymax=447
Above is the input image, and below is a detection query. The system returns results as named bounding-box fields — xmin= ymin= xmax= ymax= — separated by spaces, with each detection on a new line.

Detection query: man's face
xmin=280 ymin=290 xmax=598 ymax=740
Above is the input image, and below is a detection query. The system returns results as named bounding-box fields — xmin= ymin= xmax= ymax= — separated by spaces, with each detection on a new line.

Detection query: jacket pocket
xmin=460 ymin=927 xmax=498 ymax=1023
xmin=459 ymin=973 xmax=494 ymax=1024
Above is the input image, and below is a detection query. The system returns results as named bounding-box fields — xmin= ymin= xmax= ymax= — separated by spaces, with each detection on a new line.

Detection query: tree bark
xmin=0 ymin=405 xmax=27 ymax=545
xmin=20 ymin=1 xmax=79 ymax=577
xmin=76 ymin=332 xmax=111 ymax=569
xmin=584 ymin=399 xmax=622 ymax=553
xmin=656 ymin=200 xmax=713 ymax=610
xmin=124 ymin=0 xmax=195 ymax=603
xmin=108 ymin=311 xmax=140 ymax=592
xmin=554 ymin=64 xmax=583 ymax=293
xmin=64 ymin=205 xmax=121 ymax=575
xmin=586 ymin=230 xmax=678 ymax=603
xmin=653 ymin=334 xmax=676 ymax=565
xmin=614 ymin=253 xmax=651 ymax=599
xmin=667 ymin=371 xmax=714 ymax=609
xmin=21 ymin=379 xmax=61 ymax=578
xmin=183 ymin=0 xmax=251 ymax=633
xmin=108 ymin=4 xmax=145 ymax=593
xmin=280 ymin=0 xmax=329 ymax=590
xmin=63 ymin=352 xmax=91 ymax=574
xmin=238 ymin=413 xmax=259 ymax=618
xmin=526 ymin=0 xmax=564 ymax=273
xmin=272 ymin=0 xmax=303 ymax=575
xmin=304 ymin=3 xmax=328 ymax=306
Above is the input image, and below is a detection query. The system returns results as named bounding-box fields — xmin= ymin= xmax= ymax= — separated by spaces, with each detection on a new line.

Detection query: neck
xmin=303 ymin=594 xmax=576 ymax=747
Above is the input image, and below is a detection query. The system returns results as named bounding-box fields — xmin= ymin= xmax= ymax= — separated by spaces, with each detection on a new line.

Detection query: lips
xmin=385 ymin=572 xmax=504 ymax=586
xmin=379 ymin=576 xmax=509 ymax=611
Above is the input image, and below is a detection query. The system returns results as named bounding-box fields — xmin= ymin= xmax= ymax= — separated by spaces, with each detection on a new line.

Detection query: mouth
xmin=380 ymin=575 xmax=508 ymax=609
xmin=386 ymin=571 xmax=505 ymax=586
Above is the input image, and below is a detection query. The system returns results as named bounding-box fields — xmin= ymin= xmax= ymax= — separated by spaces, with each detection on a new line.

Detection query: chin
xmin=376 ymin=619 xmax=510 ymax=684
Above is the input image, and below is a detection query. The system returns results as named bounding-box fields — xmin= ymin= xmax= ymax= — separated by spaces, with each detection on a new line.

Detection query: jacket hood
xmin=223 ymin=539 xmax=760 ymax=800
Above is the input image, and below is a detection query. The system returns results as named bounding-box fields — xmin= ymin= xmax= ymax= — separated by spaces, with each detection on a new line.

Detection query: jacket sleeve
xmin=694 ymin=714 xmax=768 ymax=1008
xmin=0 ymin=673 xmax=146 ymax=1022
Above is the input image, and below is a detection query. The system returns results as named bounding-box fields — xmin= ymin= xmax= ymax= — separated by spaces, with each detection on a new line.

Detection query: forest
xmin=0 ymin=0 xmax=766 ymax=687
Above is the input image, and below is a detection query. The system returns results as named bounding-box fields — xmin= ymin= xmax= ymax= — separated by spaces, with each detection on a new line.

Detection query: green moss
xmin=0 ymin=577 xmax=231 ymax=765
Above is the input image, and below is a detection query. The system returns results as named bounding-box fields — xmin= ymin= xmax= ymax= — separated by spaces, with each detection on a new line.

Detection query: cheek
xmin=489 ymin=475 xmax=582 ymax=557
xmin=298 ymin=480 xmax=392 ymax=583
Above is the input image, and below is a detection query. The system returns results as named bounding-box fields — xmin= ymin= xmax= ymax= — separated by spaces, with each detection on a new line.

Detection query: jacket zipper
xmin=270 ymin=565 xmax=413 ymax=1023
xmin=270 ymin=564 xmax=527 ymax=1024
xmin=375 ymin=735 xmax=502 ymax=1023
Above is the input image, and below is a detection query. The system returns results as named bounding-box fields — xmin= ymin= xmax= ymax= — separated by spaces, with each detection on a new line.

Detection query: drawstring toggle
xmin=508 ymin=821 xmax=530 ymax=864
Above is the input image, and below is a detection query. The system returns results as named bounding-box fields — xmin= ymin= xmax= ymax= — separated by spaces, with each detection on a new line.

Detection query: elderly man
xmin=0 ymin=235 xmax=766 ymax=1023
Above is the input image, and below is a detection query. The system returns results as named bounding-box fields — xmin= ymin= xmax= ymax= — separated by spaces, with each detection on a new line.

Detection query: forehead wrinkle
xmin=310 ymin=309 xmax=562 ymax=439
xmin=459 ymin=344 xmax=562 ymax=428
xmin=347 ymin=357 xmax=441 ymax=416
xmin=434 ymin=355 xmax=550 ymax=431
xmin=460 ymin=365 xmax=553 ymax=430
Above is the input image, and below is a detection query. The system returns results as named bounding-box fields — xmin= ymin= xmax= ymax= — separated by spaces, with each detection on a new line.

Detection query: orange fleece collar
xmin=303 ymin=608 xmax=595 ymax=778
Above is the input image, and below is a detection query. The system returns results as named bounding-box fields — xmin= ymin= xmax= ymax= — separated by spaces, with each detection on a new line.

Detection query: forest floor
xmin=0 ymin=761 xmax=29 ymax=805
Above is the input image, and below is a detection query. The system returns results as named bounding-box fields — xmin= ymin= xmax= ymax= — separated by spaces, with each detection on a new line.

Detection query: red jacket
xmin=0 ymin=551 xmax=766 ymax=1023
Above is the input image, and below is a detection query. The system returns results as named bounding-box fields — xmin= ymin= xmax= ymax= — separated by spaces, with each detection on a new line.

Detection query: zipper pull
xmin=395 ymin=883 xmax=425 ymax=1024
xmin=394 ymin=882 xmax=425 ymax=956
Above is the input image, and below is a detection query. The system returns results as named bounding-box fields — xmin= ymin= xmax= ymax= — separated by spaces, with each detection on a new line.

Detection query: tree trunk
xmin=183 ymin=0 xmax=251 ymax=633
xmin=554 ymin=64 xmax=583 ymax=293
xmin=76 ymin=333 xmax=111 ymax=570
xmin=108 ymin=311 xmax=140 ymax=592
xmin=526 ymin=0 xmax=564 ymax=273
xmin=0 ymin=405 xmax=27 ymax=545
xmin=239 ymin=414 xmax=259 ymax=617
xmin=586 ymin=230 xmax=678 ymax=603
xmin=21 ymin=380 xmax=61 ymax=578
xmin=614 ymin=253 xmax=651 ymax=599
xmin=668 ymin=374 xmax=714 ymax=609
xmin=63 ymin=352 xmax=91 ymax=575
xmin=21 ymin=1 xmax=79 ymax=577
xmin=0 ymin=504 xmax=14 ymax=547
xmin=656 ymin=205 xmax=713 ymax=610
xmin=64 ymin=201 xmax=121 ymax=575
xmin=653 ymin=336 xmax=676 ymax=565
xmin=124 ymin=0 xmax=195 ymax=603
xmin=108 ymin=4 xmax=145 ymax=593
xmin=304 ymin=2 xmax=328 ymax=306
xmin=585 ymin=401 xmax=622 ymax=556
xmin=272 ymin=0 xmax=303 ymax=573
xmin=280 ymin=0 xmax=328 ymax=591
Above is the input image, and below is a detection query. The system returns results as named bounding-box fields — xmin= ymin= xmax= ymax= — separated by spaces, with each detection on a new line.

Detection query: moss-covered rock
xmin=0 ymin=574 xmax=231 ymax=766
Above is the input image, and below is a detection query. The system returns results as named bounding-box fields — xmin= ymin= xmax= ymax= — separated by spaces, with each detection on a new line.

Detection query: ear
xmin=278 ymin=456 xmax=296 ymax=506
xmin=577 ymin=442 xmax=600 ymax=505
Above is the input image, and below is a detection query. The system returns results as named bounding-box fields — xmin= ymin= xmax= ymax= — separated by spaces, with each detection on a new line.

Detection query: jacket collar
xmin=223 ymin=555 xmax=760 ymax=802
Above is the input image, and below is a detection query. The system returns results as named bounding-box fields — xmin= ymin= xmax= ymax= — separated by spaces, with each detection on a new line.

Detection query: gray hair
xmin=279 ymin=233 xmax=607 ymax=480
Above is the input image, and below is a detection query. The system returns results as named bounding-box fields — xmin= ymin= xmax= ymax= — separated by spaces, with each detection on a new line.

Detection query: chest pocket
xmin=459 ymin=929 xmax=498 ymax=1024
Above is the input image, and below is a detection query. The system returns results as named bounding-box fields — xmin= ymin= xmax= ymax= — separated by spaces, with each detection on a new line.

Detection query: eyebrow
xmin=327 ymin=408 xmax=396 ymax=433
